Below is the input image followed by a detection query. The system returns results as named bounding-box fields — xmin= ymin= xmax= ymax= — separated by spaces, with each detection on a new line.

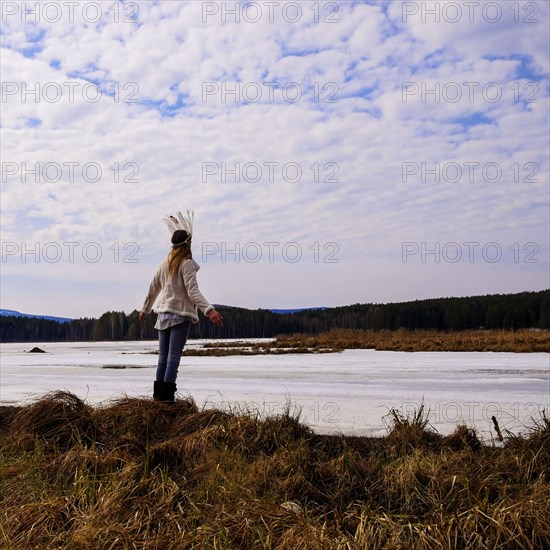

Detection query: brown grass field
xmin=1 ymin=391 xmax=548 ymax=549
xmin=269 ymin=328 xmax=550 ymax=353
xmin=131 ymin=329 xmax=550 ymax=356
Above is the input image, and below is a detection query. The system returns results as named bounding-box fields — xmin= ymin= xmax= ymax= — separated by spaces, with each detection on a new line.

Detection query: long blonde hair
xmin=168 ymin=230 xmax=192 ymax=275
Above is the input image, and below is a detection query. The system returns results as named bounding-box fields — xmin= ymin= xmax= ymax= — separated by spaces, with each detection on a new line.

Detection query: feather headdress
xmin=162 ymin=210 xmax=194 ymax=237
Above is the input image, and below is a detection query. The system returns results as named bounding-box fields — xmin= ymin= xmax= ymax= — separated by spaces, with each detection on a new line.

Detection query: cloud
xmin=1 ymin=0 xmax=548 ymax=317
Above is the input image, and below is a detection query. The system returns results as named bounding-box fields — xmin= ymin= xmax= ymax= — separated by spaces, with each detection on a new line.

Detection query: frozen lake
xmin=1 ymin=340 xmax=548 ymax=440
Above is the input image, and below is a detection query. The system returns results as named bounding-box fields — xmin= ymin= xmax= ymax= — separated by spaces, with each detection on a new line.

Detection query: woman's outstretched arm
xmin=141 ymin=266 xmax=162 ymax=314
xmin=182 ymin=262 xmax=223 ymax=326
xmin=182 ymin=260 xmax=214 ymax=316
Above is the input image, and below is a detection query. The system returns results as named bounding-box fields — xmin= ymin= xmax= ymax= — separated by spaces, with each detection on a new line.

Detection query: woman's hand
xmin=139 ymin=311 xmax=145 ymax=323
xmin=208 ymin=309 xmax=223 ymax=327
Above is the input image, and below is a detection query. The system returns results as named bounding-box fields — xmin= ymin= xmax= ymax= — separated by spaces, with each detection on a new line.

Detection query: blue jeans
xmin=156 ymin=321 xmax=191 ymax=383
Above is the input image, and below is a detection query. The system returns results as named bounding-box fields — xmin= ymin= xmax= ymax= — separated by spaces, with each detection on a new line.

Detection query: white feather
xmin=162 ymin=210 xmax=194 ymax=236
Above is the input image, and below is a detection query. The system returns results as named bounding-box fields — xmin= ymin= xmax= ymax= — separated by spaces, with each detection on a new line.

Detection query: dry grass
xmin=270 ymin=328 xmax=550 ymax=353
xmin=187 ymin=329 xmax=550 ymax=355
xmin=1 ymin=391 xmax=548 ymax=549
xmin=142 ymin=329 xmax=550 ymax=356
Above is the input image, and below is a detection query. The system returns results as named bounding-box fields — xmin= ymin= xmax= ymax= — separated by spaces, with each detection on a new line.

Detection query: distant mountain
xmin=0 ymin=309 xmax=73 ymax=323
xmin=269 ymin=307 xmax=327 ymax=314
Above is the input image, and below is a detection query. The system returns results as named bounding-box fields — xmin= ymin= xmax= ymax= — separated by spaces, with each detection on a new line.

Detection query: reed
xmin=269 ymin=328 xmax=550 ymax=353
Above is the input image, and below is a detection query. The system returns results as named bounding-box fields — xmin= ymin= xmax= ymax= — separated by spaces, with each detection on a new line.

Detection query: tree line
xmin=1 ymin=289 xmax=548 ymax=343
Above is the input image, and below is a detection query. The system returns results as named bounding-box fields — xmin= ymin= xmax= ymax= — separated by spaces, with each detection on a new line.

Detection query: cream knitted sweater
xmin=142 ymin=257 xmax=214 ymax=324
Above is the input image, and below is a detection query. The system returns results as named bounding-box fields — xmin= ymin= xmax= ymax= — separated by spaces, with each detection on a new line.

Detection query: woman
xmin=139 ymin=211 xmax=223 ymax=402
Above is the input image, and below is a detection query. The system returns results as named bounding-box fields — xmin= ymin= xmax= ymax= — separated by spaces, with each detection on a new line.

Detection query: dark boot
xmin=161 ymin=382 xmax=177 ymax=403
xmin=153 ymin=381 xmax=163 ymax=401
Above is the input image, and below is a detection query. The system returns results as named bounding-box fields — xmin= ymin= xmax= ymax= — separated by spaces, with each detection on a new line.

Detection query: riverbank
xmin=1 ymin=391 xmax=548 ymax=549
xmin=264 ymin=328 xmax=550 ymax=353
xmin=184 ymin=328 xmax=550 ymax=355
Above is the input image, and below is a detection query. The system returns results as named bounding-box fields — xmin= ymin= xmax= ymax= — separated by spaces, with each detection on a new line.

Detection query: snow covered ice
xmin=1 ymin=340 xmax=548 ymax=441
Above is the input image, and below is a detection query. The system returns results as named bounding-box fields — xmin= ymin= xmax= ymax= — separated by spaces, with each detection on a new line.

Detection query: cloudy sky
xmin=1 ymin=0 xmax=548 ymax=318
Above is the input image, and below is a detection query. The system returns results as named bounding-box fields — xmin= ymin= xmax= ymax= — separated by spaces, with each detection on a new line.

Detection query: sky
xmin=1 ymin=0 xmax=549 ymax=318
